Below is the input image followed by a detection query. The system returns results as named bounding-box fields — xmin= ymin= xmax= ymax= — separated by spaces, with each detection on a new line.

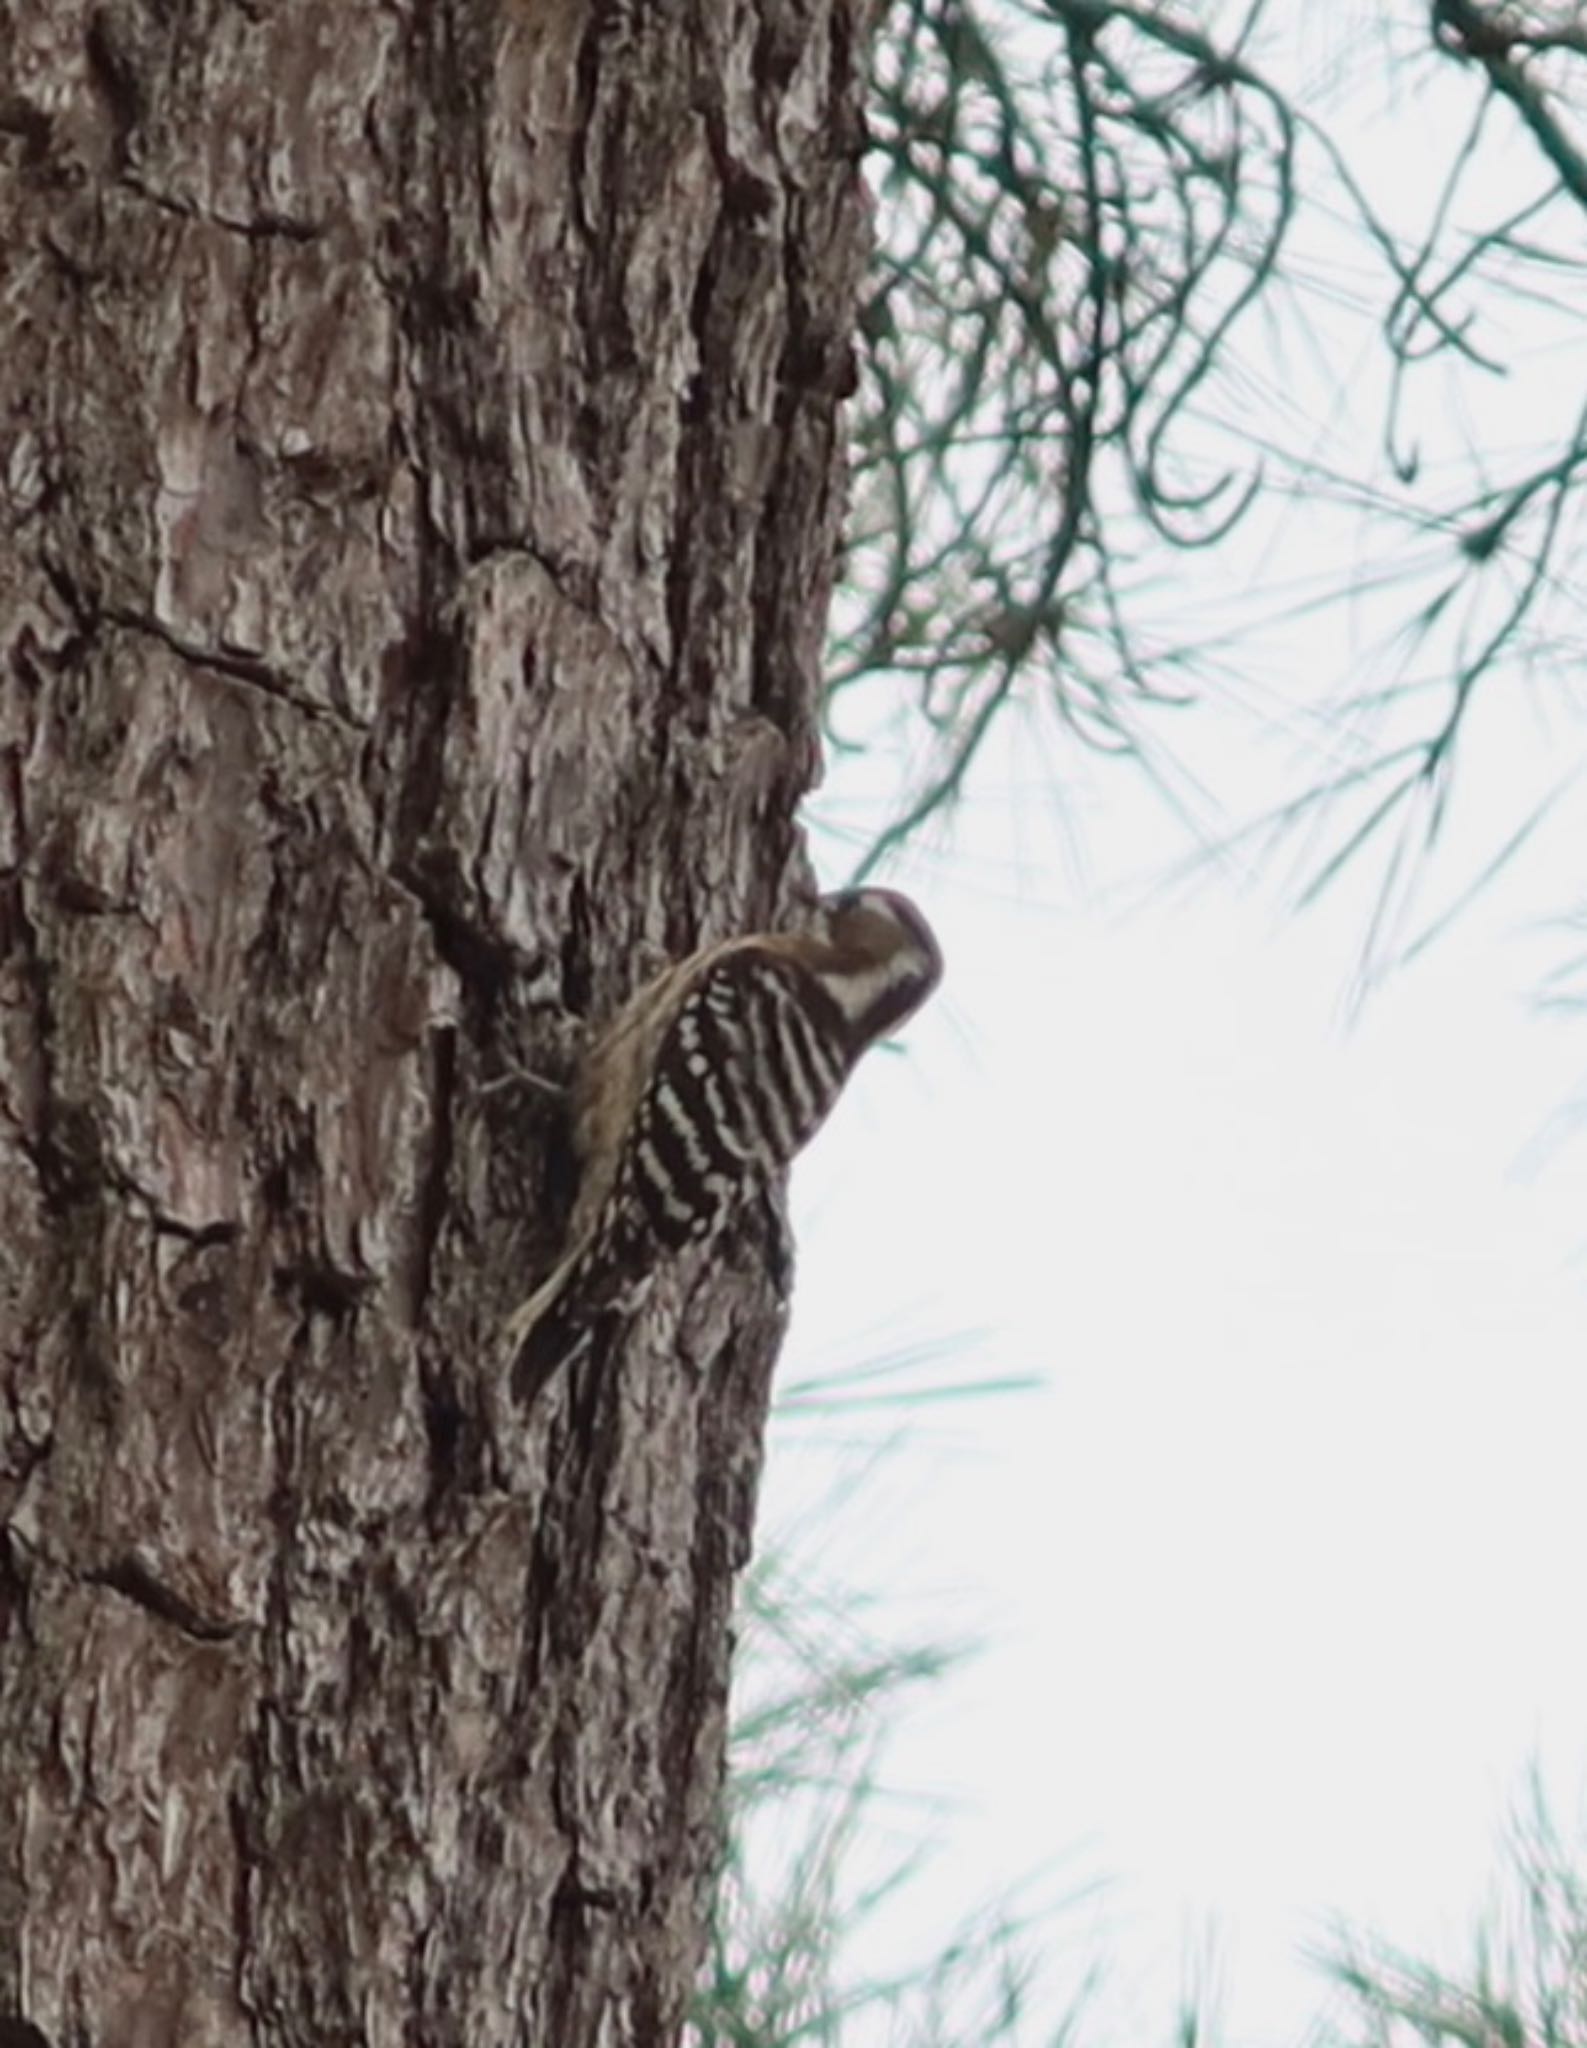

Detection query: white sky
xmin=745 ymin=8 xmax=1587 ymax=2044
xmin=769 ymin=753 xmax=1587 ymax=2047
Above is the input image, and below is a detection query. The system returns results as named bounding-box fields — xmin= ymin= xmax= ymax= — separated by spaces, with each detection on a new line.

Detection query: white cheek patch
xmin=816 ymin=949 xmax=919 ymax=1022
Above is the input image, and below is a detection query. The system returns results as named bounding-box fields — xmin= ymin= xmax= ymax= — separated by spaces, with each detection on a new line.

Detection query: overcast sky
xmin=748 ymin=7 xmax=1587 ymax=2043
xmin=770 ymin=749 xmax=1587 ymax=2046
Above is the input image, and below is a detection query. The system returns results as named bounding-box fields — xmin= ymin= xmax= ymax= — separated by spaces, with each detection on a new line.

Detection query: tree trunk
xmin=0 ymin=2 xmax=872 ymax=2040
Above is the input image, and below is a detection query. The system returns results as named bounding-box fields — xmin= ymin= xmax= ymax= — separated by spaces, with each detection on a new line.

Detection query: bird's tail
xmin=503 ymin=1218 xmax=653 ymax=1407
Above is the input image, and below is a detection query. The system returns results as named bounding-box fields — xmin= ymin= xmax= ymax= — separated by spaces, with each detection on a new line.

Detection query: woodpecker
xmin=503 ymin=887 xmax=943 ymax=1403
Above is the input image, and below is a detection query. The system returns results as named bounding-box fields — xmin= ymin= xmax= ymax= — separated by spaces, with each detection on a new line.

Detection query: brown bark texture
xmin=0 ymin=0 xmax=874 ymax=2040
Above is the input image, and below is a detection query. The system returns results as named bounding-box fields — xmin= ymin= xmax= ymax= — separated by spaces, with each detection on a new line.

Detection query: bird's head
xmin=803 ymin=886 xmax=944 ymax=1046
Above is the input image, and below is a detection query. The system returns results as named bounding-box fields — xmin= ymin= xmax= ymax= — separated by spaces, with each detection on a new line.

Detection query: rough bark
xmin=0 ymin=1 xmax=873 ymax=2040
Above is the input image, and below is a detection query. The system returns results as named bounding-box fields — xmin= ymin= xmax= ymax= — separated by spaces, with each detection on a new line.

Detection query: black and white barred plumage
xmin=505 ymin=888 xmax=943 ymax=1403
